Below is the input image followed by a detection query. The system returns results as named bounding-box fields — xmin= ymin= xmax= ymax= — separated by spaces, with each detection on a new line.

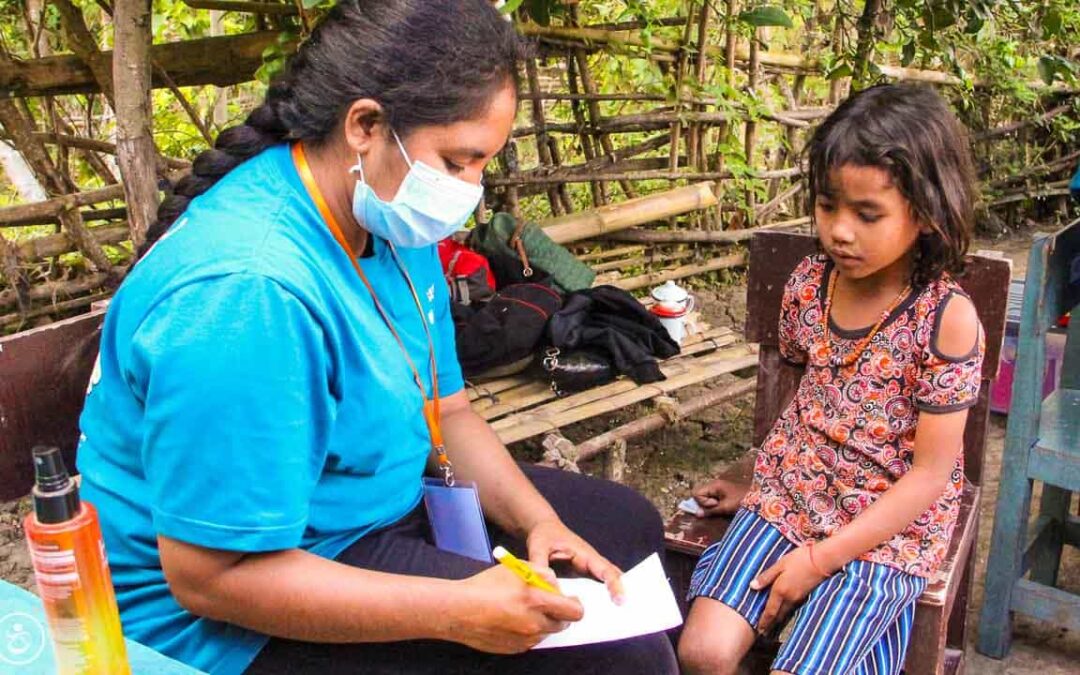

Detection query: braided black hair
xmin=141 ymin=0 xmax=524 ymax=256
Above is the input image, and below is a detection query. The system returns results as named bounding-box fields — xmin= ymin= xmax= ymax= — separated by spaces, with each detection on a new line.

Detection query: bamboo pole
xmin=0 ymin=133 xmax=190 ymax=169
xmin=17 ymin=224 xmax=129 ymax=261
xmin=516 ymin=24 xmax=965 ymax=85
xmin=688 ymin=1 xmax=714 ymax=174
xmin=523 ymin=57 xmax=567 ymax=216
xmin=603 ymin=216 xmax=809 ymax=244
xmin=0 ymin=290 xmax=111 ymax=331
xmin=577 ymin=245 xmax=645 ymax=263
xmin=0 ymin=183 xmax=126 ymax=226
xmin=0 ymin=266 xmax=129 ymax=312
xmin=609 ymin=252 xmax=747 ymax=291
xmin=2 ymin=206 xmax=125 ymax=228
xmin=0 ymin=230 xmax=28 ymax=317
xmin=754 ymin=181 xmax=803 ymax=223
xmin=182 ymin=0 xmax=299 ymax=15
xmin=488 ymin=165 xmax=802 ymax=187
xmin=492 ymin=345 xmax=758 ymax=445
xmin=467 ymin=326 xmax=735 ymax=408
xmin=517 ymin=92 xmax=666 ymax=102
xmin=565 ymin=49 xmax=605 ymax=207
xmin=592 ymin=248 xmax=696 ymax=274
xmin=742 ymin=31 xmax=760 ymax=228
xmin=540 ymin=182 xmax=717 ymax=244
xmin=540 ymin=375 xmax=757 ymax=467
xmin=483 ymin=330 xmax=738 ymax=423
xmin=573 ymin=50 xmax=637 ymax=199
xmin=511 ymin=109 xmax=816 ymax=138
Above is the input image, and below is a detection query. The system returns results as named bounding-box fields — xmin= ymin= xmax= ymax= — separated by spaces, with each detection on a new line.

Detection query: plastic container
xmin=23 ymin=446 xmax=130 ymax=675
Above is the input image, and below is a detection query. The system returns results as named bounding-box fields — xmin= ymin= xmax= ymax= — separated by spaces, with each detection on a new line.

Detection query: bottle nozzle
xmin=33 ymin=446 xmax=71 ymax=493
xmin=31 ymin=446 xmax=80 ymax=524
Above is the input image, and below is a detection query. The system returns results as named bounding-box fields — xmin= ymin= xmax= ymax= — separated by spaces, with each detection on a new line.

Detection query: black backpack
xmin=451 ymin=283 xmax=563 ymax=378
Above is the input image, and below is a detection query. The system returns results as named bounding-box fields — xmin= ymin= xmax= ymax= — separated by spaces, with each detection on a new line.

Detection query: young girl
xmin=678 ymin=83 xmax=984 ymax=675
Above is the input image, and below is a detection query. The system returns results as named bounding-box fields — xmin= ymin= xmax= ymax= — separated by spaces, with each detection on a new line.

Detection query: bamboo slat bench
xmin=663 ymin=230 xmax=1011 ymax=675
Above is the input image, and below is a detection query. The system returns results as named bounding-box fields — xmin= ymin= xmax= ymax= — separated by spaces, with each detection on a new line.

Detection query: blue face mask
xmin=350 ymin=130 xmax=483 ymax=248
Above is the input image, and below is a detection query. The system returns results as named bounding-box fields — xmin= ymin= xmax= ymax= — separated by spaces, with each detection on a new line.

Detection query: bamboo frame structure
xmin=1 ymin=9 xmax=1074 ymax=340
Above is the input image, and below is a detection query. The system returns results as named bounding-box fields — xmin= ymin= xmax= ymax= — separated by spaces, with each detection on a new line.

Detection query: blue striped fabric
xmin=688 ymin=509 xmax=927 ymax=675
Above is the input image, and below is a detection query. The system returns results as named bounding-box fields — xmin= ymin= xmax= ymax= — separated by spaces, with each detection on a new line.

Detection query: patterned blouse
xmin=743 ymin=255 xmax=985 ymax=578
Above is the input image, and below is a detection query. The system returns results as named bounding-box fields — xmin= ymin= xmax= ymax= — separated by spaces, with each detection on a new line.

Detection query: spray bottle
xmin=23 ymin=446 xmax=130 ymax=674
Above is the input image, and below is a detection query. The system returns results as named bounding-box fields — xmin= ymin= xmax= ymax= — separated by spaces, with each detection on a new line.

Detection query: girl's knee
xmin=678 ymin=625 xmax=744 ymax=675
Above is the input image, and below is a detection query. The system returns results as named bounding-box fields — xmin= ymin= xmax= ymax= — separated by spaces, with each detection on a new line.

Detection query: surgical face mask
xmin=350 ymin=130 xmax=483 ymax=248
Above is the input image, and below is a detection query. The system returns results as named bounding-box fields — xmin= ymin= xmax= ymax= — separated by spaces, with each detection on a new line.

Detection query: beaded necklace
xmin=822 ymin=269 xmax=911 ymax=367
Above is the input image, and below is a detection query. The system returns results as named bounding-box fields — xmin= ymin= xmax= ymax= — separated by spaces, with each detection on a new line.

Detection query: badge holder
xmin=422 ymin=477 xmax=493 ymax=563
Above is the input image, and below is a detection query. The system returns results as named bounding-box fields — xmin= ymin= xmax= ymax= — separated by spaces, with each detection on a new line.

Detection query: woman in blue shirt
xmin=76 ymin=1 xmax=676 ymax=673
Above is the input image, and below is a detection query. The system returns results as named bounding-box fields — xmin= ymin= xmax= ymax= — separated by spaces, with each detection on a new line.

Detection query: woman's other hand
xmin=526 ymin=518 xmax=625 ymax=603
xmin=692 ymin=479 xmax=749 ymax=517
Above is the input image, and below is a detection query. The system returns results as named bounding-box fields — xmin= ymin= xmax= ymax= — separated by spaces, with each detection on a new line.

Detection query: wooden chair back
xmin=0 ymin=310 xmax=105 ymax=500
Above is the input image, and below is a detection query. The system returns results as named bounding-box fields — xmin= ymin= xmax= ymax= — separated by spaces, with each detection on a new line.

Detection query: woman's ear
xmin=342 ymin=98 xmax=385 ymax=156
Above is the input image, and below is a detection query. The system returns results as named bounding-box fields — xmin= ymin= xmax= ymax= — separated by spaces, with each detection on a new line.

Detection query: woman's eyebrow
xmin=448 ymin=147 xmax=488 ymax=160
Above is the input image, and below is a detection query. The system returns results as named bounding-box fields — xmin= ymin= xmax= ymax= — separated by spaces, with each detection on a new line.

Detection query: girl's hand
xmin=526 ymin=517 xmax=625 ymax=603
xmin=750 ymin=547 xmax=829 ymax=634
xmin=692 ymin=479 xmax=749 ymax=517
xmin=456 ymin=565 xmax=584 ymax=653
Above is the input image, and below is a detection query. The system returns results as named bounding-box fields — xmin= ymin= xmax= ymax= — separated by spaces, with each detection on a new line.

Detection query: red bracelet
xmin=805 ymin=540 xmax=830 ymax=577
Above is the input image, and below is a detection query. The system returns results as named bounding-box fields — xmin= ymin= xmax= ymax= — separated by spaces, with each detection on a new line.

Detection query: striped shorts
xmin=688 ymin=509 xmax=927 ymax=675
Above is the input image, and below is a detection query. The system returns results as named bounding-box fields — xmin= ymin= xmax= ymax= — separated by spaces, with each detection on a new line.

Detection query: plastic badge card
xmin=422 ymin=477 xmax=493 ymax=563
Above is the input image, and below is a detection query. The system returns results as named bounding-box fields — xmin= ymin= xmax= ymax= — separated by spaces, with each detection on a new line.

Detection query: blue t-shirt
xmin=76 ymin=144 xmax=464 ymax=675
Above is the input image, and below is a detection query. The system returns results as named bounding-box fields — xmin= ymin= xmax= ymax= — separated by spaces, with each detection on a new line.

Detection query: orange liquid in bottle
xmin=24 ymin=447 xmax=130 ymax=675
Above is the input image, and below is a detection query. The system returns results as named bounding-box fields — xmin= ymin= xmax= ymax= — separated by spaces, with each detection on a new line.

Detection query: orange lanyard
xmin=291 ymin=142 xmax=455 ymax=486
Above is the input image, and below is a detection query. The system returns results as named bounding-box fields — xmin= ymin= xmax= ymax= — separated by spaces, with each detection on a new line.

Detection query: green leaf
xmin=901 ymin=41 xmax=916 ymax=66
xmin=738 ymin=6 xmax=793 ymax=28
xmin=1043 ymin=8 xmax=1063 ymax=38
xmin=499 ymin=0 xmax=525 ymax=15
xmin=1037 ymin=55 xmax=1077 ymax=85
xmin=826 ymin=63 xmax=853 ymax=80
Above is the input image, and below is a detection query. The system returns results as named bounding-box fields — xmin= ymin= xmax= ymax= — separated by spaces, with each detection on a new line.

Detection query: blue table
xmin=0 ymin=580 xmax=204 ymax=674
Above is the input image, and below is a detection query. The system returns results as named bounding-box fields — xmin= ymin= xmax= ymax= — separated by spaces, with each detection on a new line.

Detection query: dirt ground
xmin=2 ymin=224 xmax=1077 ymax=672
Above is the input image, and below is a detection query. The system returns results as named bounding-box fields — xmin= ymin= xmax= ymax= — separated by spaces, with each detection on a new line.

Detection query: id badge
xmin=422 ymin=477 xmax=493 ymax=563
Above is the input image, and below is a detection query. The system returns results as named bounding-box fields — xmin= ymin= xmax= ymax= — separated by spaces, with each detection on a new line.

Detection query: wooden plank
xmin=493 ymin=345 xmax=757 ymax=444
xmin=1028 ymin=444 xmax=1080 ymax=492
xmin=1033 ymin=389 xmax=1080 ymax=459
xmin=0 ymin=310 xmax=104 ymax=500
xmin=1010 ymin=578 xmax=1080 ymax=633
xmin=471 ymin=327 xmax=736 ymax=419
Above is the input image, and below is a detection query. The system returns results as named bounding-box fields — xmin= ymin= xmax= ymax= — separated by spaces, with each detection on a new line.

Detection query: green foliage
xmin=738 ymin=6 xmax=794 ymax=29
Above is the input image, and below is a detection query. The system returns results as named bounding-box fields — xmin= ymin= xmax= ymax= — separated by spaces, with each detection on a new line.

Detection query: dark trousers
xmin=247 ymin=463 xmax=678 ymax=674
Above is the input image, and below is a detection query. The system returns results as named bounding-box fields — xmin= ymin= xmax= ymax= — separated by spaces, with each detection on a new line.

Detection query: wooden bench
xmin=664 ymin=230 xmax=1011 ymax=675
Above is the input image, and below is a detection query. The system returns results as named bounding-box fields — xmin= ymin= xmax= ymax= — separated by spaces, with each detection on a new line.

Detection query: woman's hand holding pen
xmin=455 ymin=564 xmax=582 ymax=653
xmin=526 ymin=517 xmax=625 ymax=604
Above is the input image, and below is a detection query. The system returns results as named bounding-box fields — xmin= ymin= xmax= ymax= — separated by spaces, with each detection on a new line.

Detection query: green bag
xmin=472 ymin=213 xmax=596 ymax=292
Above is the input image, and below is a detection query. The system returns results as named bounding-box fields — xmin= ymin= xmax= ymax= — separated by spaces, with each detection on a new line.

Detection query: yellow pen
xmin=492 ymin=546 xmax=560 ymax=594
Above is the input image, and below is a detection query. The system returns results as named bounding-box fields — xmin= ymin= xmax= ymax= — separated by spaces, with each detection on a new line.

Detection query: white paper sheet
xmin=533 ymin=553 xmax=683 ymax=649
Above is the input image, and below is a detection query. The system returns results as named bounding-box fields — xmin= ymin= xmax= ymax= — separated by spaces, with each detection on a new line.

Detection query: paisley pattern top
xmin=743 ymin=255 xmax=985 ymax=577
